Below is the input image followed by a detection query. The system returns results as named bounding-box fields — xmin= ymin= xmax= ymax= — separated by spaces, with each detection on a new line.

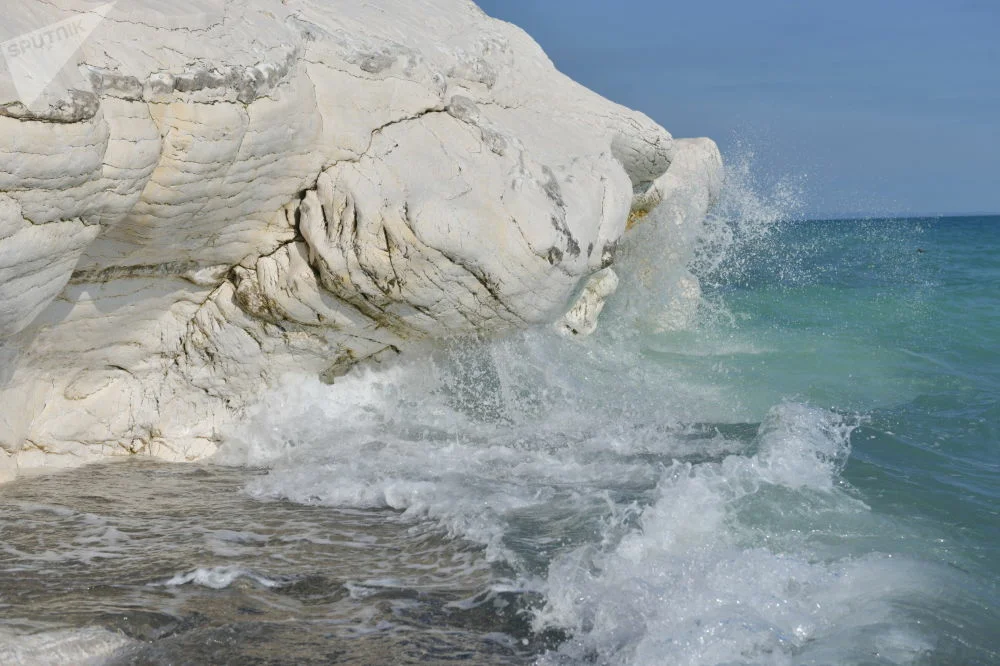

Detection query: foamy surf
xmin=159 ymin=566 xmax=283 ymax=589
xmin=221 ymin=357 xmax=942 ymax=664
xmin=1 ymin=152 xmax=996 ymax=664
xmin=0 ymin=627 xmax=133 ymax=666
xmin=204 ymin=155 xmax=967 ymax=664
xmin=533 ymin=404 xmax=936 ymax=665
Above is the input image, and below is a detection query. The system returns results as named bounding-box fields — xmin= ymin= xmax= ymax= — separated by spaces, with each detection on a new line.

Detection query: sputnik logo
xmin=1 ymin=2 xmax=117 ymax=110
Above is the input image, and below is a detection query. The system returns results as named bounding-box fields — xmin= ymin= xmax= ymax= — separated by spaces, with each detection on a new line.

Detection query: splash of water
xmin=215 ymin=146 xmax=943 ymax=665
xmin=609 ymin=141 xmax=805 ymax=335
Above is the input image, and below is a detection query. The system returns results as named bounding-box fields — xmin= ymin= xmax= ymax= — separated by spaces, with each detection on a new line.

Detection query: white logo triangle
xmin=2 ymin=2 xmax=117 ymax=109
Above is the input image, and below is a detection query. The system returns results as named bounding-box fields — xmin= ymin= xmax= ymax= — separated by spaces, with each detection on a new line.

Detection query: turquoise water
xmin=1 ymin=211 xmax=997 ymax=664
xmin=718 ymin=216 xmax=999 ymax=578
xmin=655 ymin=215 xmax=1000 ymax=662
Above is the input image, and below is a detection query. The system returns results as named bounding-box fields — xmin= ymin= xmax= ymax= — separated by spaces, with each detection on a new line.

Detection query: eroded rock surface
xmin=0 ymin=0 xmax=721 ymax=480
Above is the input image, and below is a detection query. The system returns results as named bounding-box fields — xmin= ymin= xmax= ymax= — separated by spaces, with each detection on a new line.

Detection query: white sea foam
xmin=0 ymin=627 xmax=133 ymax=666
xmin=218 ymin=329 xmax=740 ymax=564
xmin=218 ymin=341 xmax=940 ymax=664
xmin=160 ymin=565 xmax=281 ymax=589
xmin=532 ymin=404 xmax=936 ymax=665
xmin=214 ymin=150 xmax=941 ymax=664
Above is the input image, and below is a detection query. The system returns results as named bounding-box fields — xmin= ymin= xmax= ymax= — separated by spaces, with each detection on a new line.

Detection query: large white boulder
xmin=0 ymin=0 xmax=722 ymax=479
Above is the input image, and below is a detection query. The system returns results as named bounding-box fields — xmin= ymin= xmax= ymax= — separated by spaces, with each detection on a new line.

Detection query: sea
xmin=1 ymin=155 xmax=997 ymax=665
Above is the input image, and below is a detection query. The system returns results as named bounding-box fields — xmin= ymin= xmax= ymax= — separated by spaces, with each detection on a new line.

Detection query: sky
xmin=476 ymin=0 xmax=1000 ymax=218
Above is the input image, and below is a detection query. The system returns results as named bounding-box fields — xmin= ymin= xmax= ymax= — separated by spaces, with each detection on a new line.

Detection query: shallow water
xmin=0 ymin=461 xmax=542 ymax=664
xmin=1 ymin=175 xmax=997 ymax=663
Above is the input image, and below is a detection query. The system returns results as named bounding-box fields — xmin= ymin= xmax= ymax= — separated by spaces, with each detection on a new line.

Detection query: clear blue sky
xmin=477 ymin=0 xmax=1000 ymax=217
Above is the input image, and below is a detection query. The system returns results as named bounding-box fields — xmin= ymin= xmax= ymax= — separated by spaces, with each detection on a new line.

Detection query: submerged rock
xmin=0 ymin=0 xmax=721 ymax=478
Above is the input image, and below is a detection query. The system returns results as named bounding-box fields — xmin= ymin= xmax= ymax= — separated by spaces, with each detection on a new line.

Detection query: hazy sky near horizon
xmin=476 ymin=0 xmax=1000 ymax=217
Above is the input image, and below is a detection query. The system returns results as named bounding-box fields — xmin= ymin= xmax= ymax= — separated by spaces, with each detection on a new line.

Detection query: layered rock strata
xmin=0 ymin=0 xmax=722 ymax=480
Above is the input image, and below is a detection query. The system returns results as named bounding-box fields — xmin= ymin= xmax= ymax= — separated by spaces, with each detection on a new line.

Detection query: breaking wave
xmin=216 ymin=149 xmax=953 ymax=664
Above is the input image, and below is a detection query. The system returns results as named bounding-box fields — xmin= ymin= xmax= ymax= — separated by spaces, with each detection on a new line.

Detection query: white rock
xmin=616 ymin=138 xmax=725 ymax=332
xmin=635 ymin=137 xmax=725 ymax=229
xmin=0 ymin=0 xmax=721 ymax=477
xmin=556 ymin=268 xmax=620 ymax=338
